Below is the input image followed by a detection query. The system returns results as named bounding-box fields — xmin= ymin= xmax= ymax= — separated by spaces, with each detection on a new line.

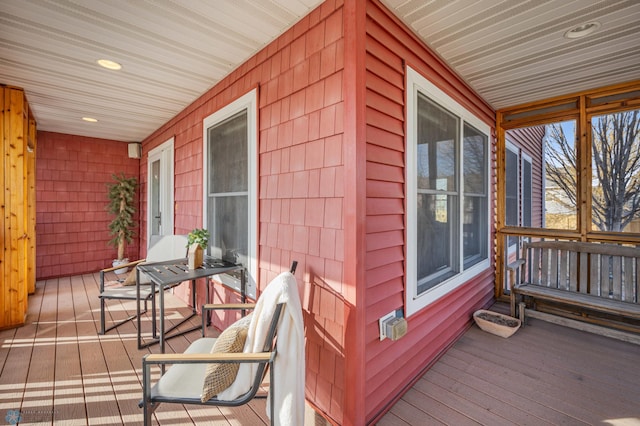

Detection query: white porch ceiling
xmin=1 ymin=0 xmax=639 ymax=142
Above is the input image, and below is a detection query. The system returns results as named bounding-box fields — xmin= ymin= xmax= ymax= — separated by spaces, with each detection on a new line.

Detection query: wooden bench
xmin=509 ymin=240 xmax=640 ymax=343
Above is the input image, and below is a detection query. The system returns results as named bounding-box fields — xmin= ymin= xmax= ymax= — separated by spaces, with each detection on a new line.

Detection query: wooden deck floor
xmin=0 ymin=273 xmax=275 ymax=425
xmin=1 ymin=275 xmax=640 ymax=425
xmin=379 ymin=306 xmax=640 ymax=426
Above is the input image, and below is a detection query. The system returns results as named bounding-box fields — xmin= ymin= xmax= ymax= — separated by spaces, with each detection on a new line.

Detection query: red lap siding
xmin=362 ymin=1 xmax=496 ymax=422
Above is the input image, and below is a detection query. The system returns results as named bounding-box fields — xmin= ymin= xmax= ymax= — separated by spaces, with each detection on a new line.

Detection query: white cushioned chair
xmin=98 ymin=234 xmax=188 ymax=336
xmin=140 ymin=261 xmax=304 ymax=426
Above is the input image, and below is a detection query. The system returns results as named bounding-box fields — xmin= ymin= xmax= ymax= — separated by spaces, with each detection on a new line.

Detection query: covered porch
xmin=2 ymin=274 xmax=639 ymax=425
xmin=2 ymin=1 xmax=640 ymax=424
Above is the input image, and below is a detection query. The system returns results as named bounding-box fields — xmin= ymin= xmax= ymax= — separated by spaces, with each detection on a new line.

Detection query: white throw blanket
xmin=217 ymin=271 xmax=305 ymax=426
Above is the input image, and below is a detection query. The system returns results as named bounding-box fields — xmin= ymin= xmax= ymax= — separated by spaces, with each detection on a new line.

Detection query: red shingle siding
xmin=35 ymin=132 xmax=140 ymax=279
xmin=139 ymin=1 xmax=346 ymax=422
xmin=363 ymin=1 xmax=496 ymax=422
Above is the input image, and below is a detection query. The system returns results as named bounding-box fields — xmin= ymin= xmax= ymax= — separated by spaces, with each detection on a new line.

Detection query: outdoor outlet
xmin=379 ymin=311 xmax=395 ymax=340
xmin=379 ymin=309 xmax=408 ymax=341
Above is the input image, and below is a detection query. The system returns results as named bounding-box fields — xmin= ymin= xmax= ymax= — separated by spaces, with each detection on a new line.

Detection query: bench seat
xmin=514 ymin=284 xmax=640 ymax=320
xmin=509 ymin=240 xmax=640 ymax=341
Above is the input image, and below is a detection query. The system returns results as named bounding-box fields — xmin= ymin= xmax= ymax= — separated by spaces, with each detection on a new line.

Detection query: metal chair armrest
xmin=202 ymin=303 xmax=257 ymax=311
xmin=143 ymin=351 xmax=272 ymax=365
xmin=101 ymin=258 xmax=146 ymax=274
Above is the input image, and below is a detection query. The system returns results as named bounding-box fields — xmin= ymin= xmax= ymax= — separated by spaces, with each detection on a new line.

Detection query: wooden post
xmin=1 ymin=86 xmax=35 ymax=329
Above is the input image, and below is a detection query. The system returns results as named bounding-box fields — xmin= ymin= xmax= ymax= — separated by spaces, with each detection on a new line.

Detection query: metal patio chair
xmin=98 ymin=234 xmax=188 ymax=335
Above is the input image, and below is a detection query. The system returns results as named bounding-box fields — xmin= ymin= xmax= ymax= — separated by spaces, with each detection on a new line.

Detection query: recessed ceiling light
xmin=82 ymin=117 xmax=98 ymax=123
xmin=564 ymin=21 xmax=601 ymax=39
xmin=97 ymin=59 xmax=122 ymax=70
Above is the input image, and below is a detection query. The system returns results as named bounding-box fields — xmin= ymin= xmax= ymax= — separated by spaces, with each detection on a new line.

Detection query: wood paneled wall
xmin=1 ymin=86 xmax=36 ymax=330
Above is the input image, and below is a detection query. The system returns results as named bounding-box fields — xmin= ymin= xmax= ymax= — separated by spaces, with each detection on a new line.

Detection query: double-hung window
xmin=406 ymin=67 xmax=490 ymax=315
xmin=203 ymin=89 xmax=257 ymax=298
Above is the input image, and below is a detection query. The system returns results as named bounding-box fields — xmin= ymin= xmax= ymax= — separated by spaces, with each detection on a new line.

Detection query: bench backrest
xmin=522 ymin=241 xmax=640 ymax=303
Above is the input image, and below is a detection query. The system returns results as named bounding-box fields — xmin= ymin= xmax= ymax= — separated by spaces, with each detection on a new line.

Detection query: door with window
xmin=147 ymin=138 xmax=174 ymax=241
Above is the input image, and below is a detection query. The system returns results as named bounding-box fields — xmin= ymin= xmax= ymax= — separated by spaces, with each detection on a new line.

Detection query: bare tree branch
xmin=547 ymin=110 xmax=640 ymax=232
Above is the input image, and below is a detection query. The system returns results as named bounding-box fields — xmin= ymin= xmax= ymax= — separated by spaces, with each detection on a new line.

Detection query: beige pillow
xmin=122 ymin=267 xmax=137 ymax=286
xmin=201 ymin=323 xmax=249 ymax=402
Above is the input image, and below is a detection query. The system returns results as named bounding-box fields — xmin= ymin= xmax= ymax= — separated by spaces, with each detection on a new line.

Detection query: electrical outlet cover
xmin=379 ymin=311 xmax=396 ymax=340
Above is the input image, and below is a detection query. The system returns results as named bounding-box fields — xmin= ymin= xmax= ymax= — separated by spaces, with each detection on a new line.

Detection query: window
xmin=504 ymin=142 xmax=533 ymax=247
xmin=541 ymin=120 xmax=577 ymax=230
xmin=406 ymin=67 xmax=490 ymax=315
xmin=505 ymin=144 xmax=520 ymax=247
xmin=591 ymin=109 xmax=640 ymax=233
xmin=203 ymin=89 xmax=257 ymax=297
xmin=522 ymin=155 xmax=532 ymax=228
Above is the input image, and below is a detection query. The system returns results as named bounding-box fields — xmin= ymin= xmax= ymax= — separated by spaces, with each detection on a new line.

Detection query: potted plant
xmin=187 ymin=228 xmax=209 ymax=269
xmin=107 ymin=173 xmax=138 ymax=274
xmin=473 ymin=310 xmax=521 ymax=338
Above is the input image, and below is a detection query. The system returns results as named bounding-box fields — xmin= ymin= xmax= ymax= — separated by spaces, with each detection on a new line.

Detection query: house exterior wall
xmin=138 ymin=0 xmax=348 ymax=422
xmin=136 ymin=0 xmax=496 ymax=424
xmin=361 ymin=1 xmax=496 ymax=422
xmin=35 ymin=131 xmax=140 ymax=279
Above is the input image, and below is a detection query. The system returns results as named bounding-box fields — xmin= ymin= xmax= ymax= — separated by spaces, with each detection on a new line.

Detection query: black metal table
xmin=136 ymin=256 xmax=242 ymax=353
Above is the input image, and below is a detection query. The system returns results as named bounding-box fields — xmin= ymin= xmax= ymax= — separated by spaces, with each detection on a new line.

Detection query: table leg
xmin=151 ymin=280 xmax=157 ymax=339
xmin=159 ymin=284 xmax=165 ymax=354
xmin=205 ymin=278 xmax=211 ymax=329
xmin=191 ymin=279 xmax=197 ymax=315
xmin=136 ymin=267 xmax=142 ymax=349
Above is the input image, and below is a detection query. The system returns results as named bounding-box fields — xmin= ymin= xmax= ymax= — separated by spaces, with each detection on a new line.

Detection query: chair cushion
xmin=201 ymin=315 xmax=251 ymax=402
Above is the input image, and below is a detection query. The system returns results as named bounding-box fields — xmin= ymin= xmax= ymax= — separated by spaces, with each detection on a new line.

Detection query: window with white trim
xmin=203 ymin=89 xmax=257 ymax=298
xmin=406 ymin=67 xmax=490 ymax=316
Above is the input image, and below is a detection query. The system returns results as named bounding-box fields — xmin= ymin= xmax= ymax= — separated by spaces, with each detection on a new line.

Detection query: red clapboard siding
xmin=366 ymin=162 xmax=404 ymax=183
xmin=366 ymin=230 xmax=404 ymax=252
xmin=366 ymin=72 xmax=405 ymax=110
xmin=365 ymin=53 xmax=404 ymax=91
xmin=366 ymin=197 xmax=404 ymax=215
xmin=362 ymin=0 xmax=496 ymax=423
xmin=367 ymin=90 xmax=404 ymax=121
xmin=366 ymin=106 xmax=404 ymax=135
xmin=366 ymin=180 xmax=404 ymax=198
xmin=367 ymin=275 xmax=405 ymax=308
xmin=366 ymin=246 xmax=404 ymax=271
xmin=366 ymin=261 xmax=405 ymax=287
xmin=506 ymin=126 xmax=545 ymax=228
xmin=366 ymin=124 xmax=404 ymax=150
xmin=365 ymin=30 xmax=404 ymax=76
xmin=366 ymin=214 xmax=404 ymax=234
xmin=366 ymin=144 xmax=404 ymax=167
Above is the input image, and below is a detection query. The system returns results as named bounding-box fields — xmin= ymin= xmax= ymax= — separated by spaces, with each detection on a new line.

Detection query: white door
xmin=147 ymin=138 xmax=174 ymax=240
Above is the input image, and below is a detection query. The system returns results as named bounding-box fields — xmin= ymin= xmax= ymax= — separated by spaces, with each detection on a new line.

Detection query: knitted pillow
xmin=201 ymin=316 xmax=251 ymax=402
xmin=122 ymin=267 xmax=137 ymax=286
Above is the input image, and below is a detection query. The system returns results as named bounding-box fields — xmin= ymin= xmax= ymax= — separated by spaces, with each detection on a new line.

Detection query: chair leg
xmin=99 ymin=297 xmax=106 ymax=335
xmin=142 ymin=358 xmax=154 ymax=426
xmin=269 ymin=360 xmax=275 ymax=426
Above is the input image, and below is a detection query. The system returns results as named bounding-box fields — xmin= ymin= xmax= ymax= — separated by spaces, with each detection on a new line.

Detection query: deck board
xmin=381 ymin=316 xmax=640 ymax=425
xmin=2 ymin=275 xmax=640 ymax=425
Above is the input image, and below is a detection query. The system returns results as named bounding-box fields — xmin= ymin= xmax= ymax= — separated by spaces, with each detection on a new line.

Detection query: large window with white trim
xmin=203 ymin=89 xmax=257 ymax=297
xmin=406 ymin=67 xmax=490 ymax=315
